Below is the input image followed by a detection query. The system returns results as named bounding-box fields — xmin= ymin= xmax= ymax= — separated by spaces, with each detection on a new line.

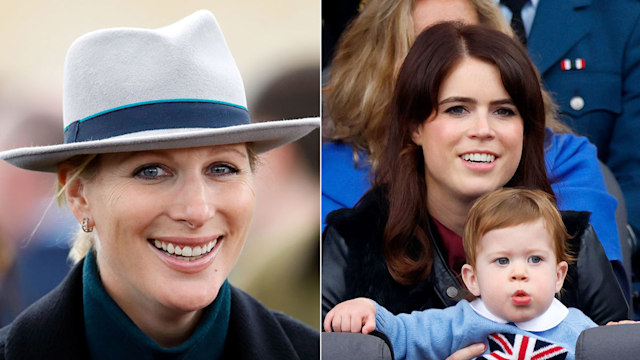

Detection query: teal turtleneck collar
xmin=82 ymin=250 xmax=231 ymax=360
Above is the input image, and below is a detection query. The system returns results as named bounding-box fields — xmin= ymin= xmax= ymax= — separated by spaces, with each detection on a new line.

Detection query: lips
xmin=512 ymin=290 xmax=531 ymax=306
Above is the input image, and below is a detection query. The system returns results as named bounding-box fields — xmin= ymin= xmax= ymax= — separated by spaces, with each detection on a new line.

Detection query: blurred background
xmin=0 ymin=1 xmax=320 ymax=328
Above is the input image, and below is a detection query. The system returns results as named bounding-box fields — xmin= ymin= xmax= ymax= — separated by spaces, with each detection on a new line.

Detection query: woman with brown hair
xmin=321 ymin=0 xmax=624 ymax=289
xmin=322 ymin=21 xmax=627 ymax=360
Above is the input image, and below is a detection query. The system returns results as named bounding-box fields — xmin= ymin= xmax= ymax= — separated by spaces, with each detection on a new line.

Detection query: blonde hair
xmin=324 ymin=0 xmax=414 ymax=166
xmin=324 ymin=0 xmax=570 ymax=169
xmin=55 ymin=154 xmax=100 ymax=264
xmin=463 ymin=188 xmax=574 ymax=268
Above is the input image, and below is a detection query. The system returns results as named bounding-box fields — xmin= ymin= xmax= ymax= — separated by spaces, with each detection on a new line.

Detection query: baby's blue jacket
xmin=375 ymin=299 xmax=596 ymax=360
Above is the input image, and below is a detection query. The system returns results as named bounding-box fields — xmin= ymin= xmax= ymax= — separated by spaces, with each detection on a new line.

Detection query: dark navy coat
xmin=0 ymin=260 xmax=319 ymax=359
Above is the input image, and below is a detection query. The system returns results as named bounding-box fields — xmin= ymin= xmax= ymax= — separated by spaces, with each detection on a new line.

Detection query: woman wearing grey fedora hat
xmin=0 ymin=9 xmax=319 ymax=360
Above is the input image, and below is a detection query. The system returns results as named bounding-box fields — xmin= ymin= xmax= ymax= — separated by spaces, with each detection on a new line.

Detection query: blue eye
xmin=134 ymin=165 xmax=169 ymax=179
xmin=528 ymin=256 xmax=542 ymax=264
xmin=495 ymin=257 xmax=509 ymax=265
xmin=208 ymin=163 xmax=239 ymax=176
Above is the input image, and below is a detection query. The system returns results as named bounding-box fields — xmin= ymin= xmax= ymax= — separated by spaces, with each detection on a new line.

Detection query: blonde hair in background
xmin=463 ymin=188 xmax=574 ymax=268
xmin=324 ymin=0 xmax=570 ymax=169
xmin=324 ymin=0 xmax=414 ymax=166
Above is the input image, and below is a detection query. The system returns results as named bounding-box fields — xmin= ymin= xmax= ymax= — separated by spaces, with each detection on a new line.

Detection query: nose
xmin=510 ymin=263 xmax=528 ymax=282
xmin=169 ymin=174 xmax=215 ymax=228
xmin=468 ymin=112 xmax=495 ymax=140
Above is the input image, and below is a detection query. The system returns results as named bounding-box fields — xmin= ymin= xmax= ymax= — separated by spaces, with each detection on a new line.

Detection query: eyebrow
xmin=438 ymin=97 xmax=515 ymax=106
xmin=484 ymin=247 xmax=552 ymax=256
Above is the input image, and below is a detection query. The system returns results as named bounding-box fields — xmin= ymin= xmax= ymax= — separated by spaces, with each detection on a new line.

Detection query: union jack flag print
xmin=474 ymin=333 xmax=568 ymax=360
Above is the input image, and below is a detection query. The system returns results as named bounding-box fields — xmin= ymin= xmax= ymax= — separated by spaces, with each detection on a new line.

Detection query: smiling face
xmin=65 ymin=144 xmax=255 ymax=317
xmin=411 ymin=56 xmax=524 ymax=205
xmin=461 ymin=219 xmax=568 ymax=322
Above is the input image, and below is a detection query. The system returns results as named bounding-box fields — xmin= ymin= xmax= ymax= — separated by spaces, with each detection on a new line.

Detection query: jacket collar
xmin=470 ymin=298 xmax=569 ymax=332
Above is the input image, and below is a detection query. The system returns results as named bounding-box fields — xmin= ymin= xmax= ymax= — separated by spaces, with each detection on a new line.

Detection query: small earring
xmin=82 ymin=218 xmax=94 ymax=233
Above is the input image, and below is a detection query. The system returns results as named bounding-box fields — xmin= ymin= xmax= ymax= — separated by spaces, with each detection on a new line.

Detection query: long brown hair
xmin=375 ymin=22 xmax=554 ymax=285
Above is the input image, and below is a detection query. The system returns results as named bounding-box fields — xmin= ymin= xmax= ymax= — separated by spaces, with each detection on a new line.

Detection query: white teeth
xmin=462 ymin=153 xmax=495 ymax=163
xmin=182 ymin=246 xmax=192 ymax=257
xmin=150 ymin=238 xmax=220 ymax=260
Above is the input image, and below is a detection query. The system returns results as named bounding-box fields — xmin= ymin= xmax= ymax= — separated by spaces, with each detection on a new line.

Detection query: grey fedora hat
xmin=0 ymin=10 xmax=319 ymax=172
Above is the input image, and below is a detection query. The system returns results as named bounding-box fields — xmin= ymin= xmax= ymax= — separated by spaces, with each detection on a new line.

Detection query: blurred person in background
xmin=230 ymin=65 xmax=320 ymax=328
xmin=0 ymin=102 xmax=76 ymax=326
xmin=497 ymin=0 xmax=640 ymax=237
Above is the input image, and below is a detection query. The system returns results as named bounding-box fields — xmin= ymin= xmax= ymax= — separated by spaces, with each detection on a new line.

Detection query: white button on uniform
xmin=570 ymin=96 xmax=585 ymax=111
xmin=446 ymin=286 xmax=458 ymax=298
